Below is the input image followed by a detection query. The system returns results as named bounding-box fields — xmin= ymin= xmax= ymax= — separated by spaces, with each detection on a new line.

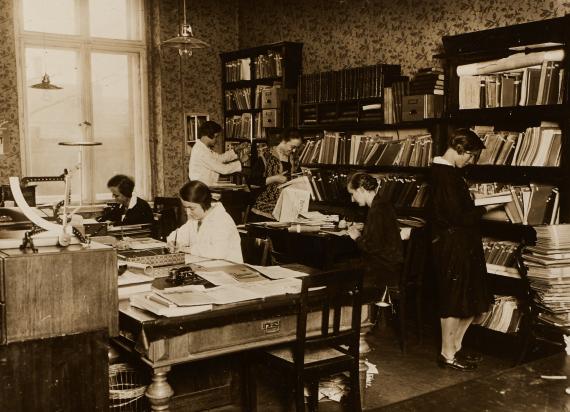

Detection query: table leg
xmin=146 ymin=366 xmax=174 ymax=412
xmin=359 ymin=331 xmax=371 ymax=409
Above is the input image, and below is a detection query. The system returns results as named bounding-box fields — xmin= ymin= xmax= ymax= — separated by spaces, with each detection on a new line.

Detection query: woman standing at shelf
xmin=346 ymin=172 xmax=404 ymax=293
xmin=166 ymin=180 xmax=243 ymax=263
xmin=431 ymin=128 xmax=498 ymax=372
xmin=248 ymin=128 xmax=303 ymax=221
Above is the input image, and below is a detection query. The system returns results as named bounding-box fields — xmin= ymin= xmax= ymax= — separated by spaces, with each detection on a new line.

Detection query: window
xmin=16 ymin=0 xmax=149 ymax=204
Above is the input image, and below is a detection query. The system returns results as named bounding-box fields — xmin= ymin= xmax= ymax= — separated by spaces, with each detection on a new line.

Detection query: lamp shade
xmin=30 ymin=73 xmax=62 ymax=90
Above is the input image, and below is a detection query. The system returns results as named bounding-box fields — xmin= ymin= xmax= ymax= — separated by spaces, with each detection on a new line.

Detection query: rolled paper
xmin=457 ymin=49 xmax=565 ymax=76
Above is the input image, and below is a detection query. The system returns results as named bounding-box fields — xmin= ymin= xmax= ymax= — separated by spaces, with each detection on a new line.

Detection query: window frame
xmin=14 ymin=0 xmax=150 ymax=204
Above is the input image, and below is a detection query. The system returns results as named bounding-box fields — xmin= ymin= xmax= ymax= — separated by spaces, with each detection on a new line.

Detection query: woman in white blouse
xmin=166 ymin=180 xmax=243 ymax=263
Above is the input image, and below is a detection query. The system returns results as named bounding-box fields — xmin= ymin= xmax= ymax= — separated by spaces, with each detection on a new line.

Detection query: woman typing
xmin=166 ymin=180 xmax=243 ymax=263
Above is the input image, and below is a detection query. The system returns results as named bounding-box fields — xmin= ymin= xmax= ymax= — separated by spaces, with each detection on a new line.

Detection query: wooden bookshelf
xmin=442 ymin=14 xmax=570 ymax=360
xmin=220 ymin=42 xmax=303 ymax=142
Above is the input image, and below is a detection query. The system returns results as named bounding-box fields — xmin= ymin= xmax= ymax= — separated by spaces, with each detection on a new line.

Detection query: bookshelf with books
xmin=442 ymin=15 xmax=570 ymax=358
xmin=221 ymin=42 xmax=303 ymax=143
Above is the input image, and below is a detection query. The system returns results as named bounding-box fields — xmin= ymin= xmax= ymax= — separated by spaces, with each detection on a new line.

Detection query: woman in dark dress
xmin=431 ymin=129 xmax=496 ymax=371
xmin=249 ymin=129 xmax=303 ymax=221
xmin=99 ymin=174 xmax=154 ymax=226
xmin=347 ymin=172 xmax=404 ymax=293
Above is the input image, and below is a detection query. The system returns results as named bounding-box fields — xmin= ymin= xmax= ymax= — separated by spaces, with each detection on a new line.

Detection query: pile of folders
xmin=523 ymin=225 xmax=570 ymax=329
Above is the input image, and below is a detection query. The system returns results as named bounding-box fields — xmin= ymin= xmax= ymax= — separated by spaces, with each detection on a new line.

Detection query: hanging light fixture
xmin=162 ymin=0 xmax=209 ymax=57
xmin=31 ymin=73 xmax=62 ymax=90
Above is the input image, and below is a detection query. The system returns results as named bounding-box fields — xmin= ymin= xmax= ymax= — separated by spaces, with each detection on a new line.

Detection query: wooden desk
xmin=245 ymin=224 xmax=359 ymax=269
xmin=116 ymin=264 xmax=372 ymax=411
xmin=378 ymin=352 xmax=570 ymax=412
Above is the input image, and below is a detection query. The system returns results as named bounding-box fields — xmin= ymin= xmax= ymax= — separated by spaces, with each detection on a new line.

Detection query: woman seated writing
xmin=99 ymin=174 xmax=154 ymax=225
xmin=166 ymin=180 xmax=243 ymax=263
xmin=346 ymin=172 xmax=404 ymax=294
xmin=249 ymin=128 xmax=303 ymax=221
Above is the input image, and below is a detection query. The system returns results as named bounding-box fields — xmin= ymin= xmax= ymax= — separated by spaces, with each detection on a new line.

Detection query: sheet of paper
xmin=196 ymin=259 xmax=234 ymax=268
xmin=185 ymin=254 xmax=210 ymax=264
xmin=203 ymin=285 xmax=263 ymax=304
xmin=128 ymin=238 xmax=167 ymax=250
xmin=195 ymin=270 xmax=238 ymax=286
xmin=154 ymin=290 xmax=216 ymax=306
xmin=250 ymin=265 xmax=309 ymax=280
xmin=236 ymin=278 xmax=302 ymax=298
xmin=118 ymin=270 xmax=153 ymax=286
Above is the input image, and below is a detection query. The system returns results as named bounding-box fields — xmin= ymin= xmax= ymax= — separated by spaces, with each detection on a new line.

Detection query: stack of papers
xmin=523 ymin=225 xmax=570 ymax=328
xmin=118 ymin=270 xmax=153 ymax=300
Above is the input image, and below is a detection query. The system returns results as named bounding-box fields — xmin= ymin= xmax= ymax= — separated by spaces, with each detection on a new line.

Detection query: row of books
xmin=408 ymin=69 xmax=444 ymax=96
xmin=523 ymin=225 xmax=570 ymax=328
xmin=225 ymin=114 xmax=253 ymax=140
xmin=471 ymin=182 xmax=559 ymax=225
xmin=225 ymin=58 xmax=251 ymax=82
xmin=459 ymin=61 xmax=564 ymax=109
xmin=224 ymin=88 xmax=252 ymax=110
xmin=383 ymin=79 xmax=409 ymax=124
xmin=473 ymin=125 xmax=561 ymax=167
xmin=225 ymin=113 xmax=267 ymax=141
xmin=473 ymin=295 xmax=522 ymax=333
xmin=302 ymin=170 xmax=351 ymax=204
xmin=298 ymin=132 xmax=432 ymax=167
xmin=375 ymin=175 xmax=429 ymax=208
xmin=483 ymin=238 xmax=519 ymax=268
xmin=254 ymin=51 xmax=283 ymax=79
xmin=224 ymin=141 xmax=268 ymax=168
xmin=298 ymin=64 xmax=401 ymax=104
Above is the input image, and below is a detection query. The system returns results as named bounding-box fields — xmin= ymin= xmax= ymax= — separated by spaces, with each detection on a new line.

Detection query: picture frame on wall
xmin=185 ymin=113 xmax=209 ymax=154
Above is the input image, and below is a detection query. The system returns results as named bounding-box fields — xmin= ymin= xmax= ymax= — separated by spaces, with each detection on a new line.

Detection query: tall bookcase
xmin=297 ymin=64 xmax=445 ymax=220
xmin=220 ymin=42 xmax=303 ymax=146
xmin=441 ymin=15 xmax=570 ymax=359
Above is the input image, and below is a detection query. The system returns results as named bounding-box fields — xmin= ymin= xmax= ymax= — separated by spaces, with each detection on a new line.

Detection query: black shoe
xmin=437 ymin=354 xmax=477 ymax=371
xmin=456 ymin=348 xmax=483 ymax=364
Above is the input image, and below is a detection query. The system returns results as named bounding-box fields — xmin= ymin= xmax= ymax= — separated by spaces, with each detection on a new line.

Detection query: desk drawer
xmin=144 ymin=306 xmax=369 ymax=364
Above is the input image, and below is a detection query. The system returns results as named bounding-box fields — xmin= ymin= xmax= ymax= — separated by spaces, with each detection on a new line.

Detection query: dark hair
xmin=179 ymin=180 xmax=212 ymax=210
xmin=281 ymin=128 xmax=303 ymax=143
xmin=347 ymin=172 xmax=378 ymax=192
xmin=107 ymin=174 xmax=135 ymax=198
xmin=448 ymin=128 xmax=485 ymax=154
xmin=199 ymin=121 xmax=222 ymax=139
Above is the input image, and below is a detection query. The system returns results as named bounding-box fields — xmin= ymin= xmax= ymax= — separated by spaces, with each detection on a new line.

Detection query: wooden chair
xmin=387 ymin=225 xmax=429 ymax=353
xmin=247 ymin=269 xmax=363 ymax=411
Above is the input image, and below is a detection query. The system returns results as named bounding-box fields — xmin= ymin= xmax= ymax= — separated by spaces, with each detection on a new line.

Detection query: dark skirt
xmin=432 ymin=228 xmax=492 ymax=318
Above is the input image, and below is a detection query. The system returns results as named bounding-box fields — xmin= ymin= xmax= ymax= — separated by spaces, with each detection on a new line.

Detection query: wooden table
xmin=378 ymin=352 xmax=570 ymax=412
xmin=116 ymin=264 xmax=373 ymax=411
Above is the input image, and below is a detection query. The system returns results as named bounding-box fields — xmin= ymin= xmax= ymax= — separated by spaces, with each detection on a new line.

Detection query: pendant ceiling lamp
xmin=162 ymin=0 xmax=209 ymax=57
xmin=31 ymin=73 xmax=62 ymax=90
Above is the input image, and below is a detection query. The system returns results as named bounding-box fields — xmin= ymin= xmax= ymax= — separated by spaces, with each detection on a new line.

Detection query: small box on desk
xmin=262 ymin=109 xmax=282 ymax=128
xmin=402 ymin=94 xmax=444 ymax=122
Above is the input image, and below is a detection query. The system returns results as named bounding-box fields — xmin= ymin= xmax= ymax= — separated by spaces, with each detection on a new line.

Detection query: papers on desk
xmin=118 ymin=270 xmax=153 ymax=300
xmin=128 ymin=238 xmax=168 ymax=250
xmin=130 ymin=293 xmax=212 ymax=317
xmin=246 ymin=265 xmax=308 ymax=280
xmin=196 ymin=259 xmax=234 ymax=268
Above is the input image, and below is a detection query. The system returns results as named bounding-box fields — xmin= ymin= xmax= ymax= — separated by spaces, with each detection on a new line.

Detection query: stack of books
xmin=408 ymin=68 xmax=444 ymax=96
xmin=483 ymin=237 xmax=521 ymax=279
xmin=523 ymin=225 xmax=570 ymax=328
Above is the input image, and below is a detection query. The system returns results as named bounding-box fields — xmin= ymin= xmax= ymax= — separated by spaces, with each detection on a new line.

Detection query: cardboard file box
xmin=261 ymin=87 xmax=286 ymax=109
xmin=402 ymin=94 xmax=444 ymax=122
xmin=262 ymin=109 xmax=282 ymax=128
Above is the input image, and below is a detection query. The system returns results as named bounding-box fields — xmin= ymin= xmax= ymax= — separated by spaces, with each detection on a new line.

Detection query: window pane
xmin=89 ymin=0 xmax=143 ymax=40
xmin=91 ymin=52 xmax=139 ymax=200
xmin=22 ymin=0 xmax=78 ymax=35
xmin=25 ymin=47 xmax=82 ymax=199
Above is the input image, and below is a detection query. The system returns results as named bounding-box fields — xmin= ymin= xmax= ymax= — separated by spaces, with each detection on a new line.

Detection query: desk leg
xmin=359 ymin=332 xmax=371 ymax=409
xmin=146 ymin=366 xmax=174 ymax=411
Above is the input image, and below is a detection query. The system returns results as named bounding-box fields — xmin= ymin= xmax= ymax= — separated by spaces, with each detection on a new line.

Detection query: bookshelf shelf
xmin=450 ymin=105 xmax=567 ymax=125
xmin=299 ymin=118 xmax=444 ymax=131
xmin=302 ymin=163 xmax=429 ymax=174
xmin=464 ymin=166 xmax=564 ymax=184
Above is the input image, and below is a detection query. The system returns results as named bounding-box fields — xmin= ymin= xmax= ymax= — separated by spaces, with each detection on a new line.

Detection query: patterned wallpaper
xmin=0 ymin=0 xmax=22 ymax=183
xmin=238 ymin=0 xmax=570 ymax=77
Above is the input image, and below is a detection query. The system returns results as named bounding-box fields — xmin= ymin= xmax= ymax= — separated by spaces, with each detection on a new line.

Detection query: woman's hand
xmin=347 ymin=225 xmax=361 ymax=240
xmin=266 ymin=171 xmax=288 ymax=185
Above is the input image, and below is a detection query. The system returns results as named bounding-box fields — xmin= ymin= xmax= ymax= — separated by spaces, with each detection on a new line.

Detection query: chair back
xmin=293 ymin=268 xmax=363 ymax=368
xmin=153 ymin=197 xmax=186 ymax=241
xmin=400 ymin=225 xmax=429 ymax=290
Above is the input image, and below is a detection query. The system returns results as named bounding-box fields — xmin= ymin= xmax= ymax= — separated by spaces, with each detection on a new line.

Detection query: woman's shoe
xmin=437 ymin=354 xmax=477 ymax=371
xmin=456 ymin=348 xmax=483 ymax=364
